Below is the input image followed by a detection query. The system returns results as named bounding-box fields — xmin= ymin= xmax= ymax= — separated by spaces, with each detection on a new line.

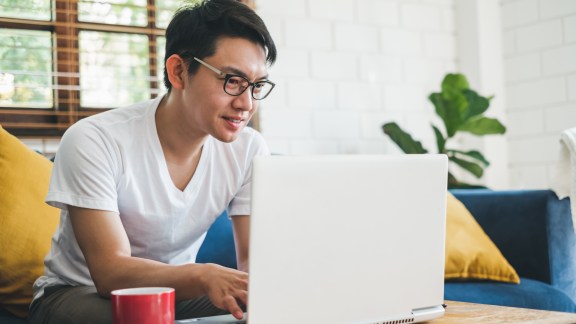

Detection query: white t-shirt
xmin=33 ymin=95 xmax=269 ymax=300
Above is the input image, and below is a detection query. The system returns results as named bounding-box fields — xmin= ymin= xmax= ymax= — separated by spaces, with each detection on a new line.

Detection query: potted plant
xmin=382 ymin=73 xmax=506 ymax=188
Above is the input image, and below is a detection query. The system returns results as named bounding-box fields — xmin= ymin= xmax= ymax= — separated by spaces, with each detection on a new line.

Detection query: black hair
xmin=163 ymin=0 xmax=277 ymax=91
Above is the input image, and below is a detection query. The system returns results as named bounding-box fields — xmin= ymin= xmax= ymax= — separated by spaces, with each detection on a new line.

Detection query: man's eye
xmin=253 ymin=83 xmax=265 ymax=93
xmin=227 ymin=78 xmax=241 ymax=86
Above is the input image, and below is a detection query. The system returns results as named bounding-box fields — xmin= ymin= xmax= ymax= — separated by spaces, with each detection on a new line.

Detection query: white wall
xmin=257 ymin=0 xmax=576 ymax=190
xmin=455 ymin=0 xmax=509 ymax=189
xmin=256 ymin=0 xmax=458 ymax=155
xmin=501 ymin=0 xmax=576 ymax=189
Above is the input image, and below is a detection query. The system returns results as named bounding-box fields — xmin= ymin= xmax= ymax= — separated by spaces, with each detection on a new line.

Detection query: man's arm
xmin=69 ymin=205 xmax=247 ymax=319
xmin=231 ymin=215 xmax=250 ymax=272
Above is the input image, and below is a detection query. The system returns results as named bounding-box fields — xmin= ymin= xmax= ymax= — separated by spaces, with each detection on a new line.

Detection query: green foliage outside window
xmin=78 ymin=0 xmax=148 ymax=27
xmin=0 ymin=29 xmax=53 ymax=108
xmin=79 ymin=31 xmax=151 ymax=108
xmin=0 ymin=0 xmax=51 ymax=21
xmin=156 ymin=0 xmax=184 ymax=28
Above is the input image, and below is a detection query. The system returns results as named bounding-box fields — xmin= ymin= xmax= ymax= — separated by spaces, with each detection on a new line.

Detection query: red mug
xmin=111 ymin=287 xmax=175 ymax=324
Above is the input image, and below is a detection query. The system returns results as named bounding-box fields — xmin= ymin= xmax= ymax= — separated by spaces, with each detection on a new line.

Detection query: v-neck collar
xmin=146 ymin=96 xmax=212 ymax=196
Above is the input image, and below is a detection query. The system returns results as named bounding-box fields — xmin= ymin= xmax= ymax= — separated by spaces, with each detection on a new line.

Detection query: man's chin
xmin=213 ymin=131 xmax=241 ymax=143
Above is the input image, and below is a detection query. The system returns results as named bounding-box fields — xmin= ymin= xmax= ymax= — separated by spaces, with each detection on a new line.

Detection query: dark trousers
xmin=28 ymin=285 xmax=229 ymax=324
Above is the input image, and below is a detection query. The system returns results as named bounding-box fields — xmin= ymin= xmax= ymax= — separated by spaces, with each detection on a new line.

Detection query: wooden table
xmin=432 ymin=301 xmax=576 ymax=323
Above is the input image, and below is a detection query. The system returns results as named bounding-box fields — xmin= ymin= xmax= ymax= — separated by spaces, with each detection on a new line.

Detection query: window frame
xmin=0 ymin=0 xmax=166 ymax=137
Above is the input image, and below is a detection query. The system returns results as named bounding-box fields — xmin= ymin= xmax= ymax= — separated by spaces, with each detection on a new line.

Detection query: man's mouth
xmin=223 ymin=117 xmax=244 ymax=123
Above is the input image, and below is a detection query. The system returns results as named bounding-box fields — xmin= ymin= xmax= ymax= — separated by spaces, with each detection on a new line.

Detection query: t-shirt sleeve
xmin=228 ymin=131 xmax=270 ymax=216
xmin=46 ymin=121 xmax=120 ymax=212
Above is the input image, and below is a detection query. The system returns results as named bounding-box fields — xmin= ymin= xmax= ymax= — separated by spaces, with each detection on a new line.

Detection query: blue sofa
xmin=445 ymin=189 xmax=576 ymax=312
xmin=197 ymin=189 xmax=576 ymax=313
xmin=3 ymin=190 xmax=574 ymax=323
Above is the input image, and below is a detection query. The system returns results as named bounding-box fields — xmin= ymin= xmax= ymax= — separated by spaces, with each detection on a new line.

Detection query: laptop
xmin=178 ymin=154 xmax=448 ymax=324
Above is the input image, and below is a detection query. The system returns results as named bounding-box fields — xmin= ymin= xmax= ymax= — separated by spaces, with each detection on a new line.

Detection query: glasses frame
xmin=193 ymin=57 xmax=275 ymax=100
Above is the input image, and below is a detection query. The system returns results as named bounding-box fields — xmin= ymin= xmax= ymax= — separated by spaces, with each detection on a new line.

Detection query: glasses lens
xmin=252 ymin=81 xmax=274 ymax=100
xmin=224 ymin=76 xmax=249 ymax=95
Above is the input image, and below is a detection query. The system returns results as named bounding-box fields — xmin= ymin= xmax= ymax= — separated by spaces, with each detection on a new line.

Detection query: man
xmin=29 ymin=0 xmax=277 ymax=323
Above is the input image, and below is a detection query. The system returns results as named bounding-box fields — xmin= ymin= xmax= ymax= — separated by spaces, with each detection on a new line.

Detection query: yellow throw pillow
xmin=0 ymin=126 xmax=60 ymax=318
xmin=445 ymin=192 xmax=520 ymax=284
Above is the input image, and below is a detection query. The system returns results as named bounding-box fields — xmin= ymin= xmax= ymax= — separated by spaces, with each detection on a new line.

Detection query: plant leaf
xmin=450 ymin=156 xmax=484 ymax=178
xmin=449 ymin=181 xmax=488 ymax=189
xmin=441 ymin=73 xmax=469 ymax=98
xmin=382 ymin=122 xmax=428 ymax=154
xmin=429 ymin=93 xmax=465 ymax=138
xmin=429 ymin=74 xmax=471 ymax=138
xmin=432 ymin=124 xmax=446 ymax=153
xmin=458 ymin=116 xmax=506 ymax=135
xmin=463 ymin=89 xmax=490 ymax=119
xmin=447 ymin=149 xmax=490 ymax=167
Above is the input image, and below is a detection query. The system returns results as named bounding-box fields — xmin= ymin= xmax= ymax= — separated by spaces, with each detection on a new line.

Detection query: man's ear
xmin=165 ymin=54 xmax=186 ymax=90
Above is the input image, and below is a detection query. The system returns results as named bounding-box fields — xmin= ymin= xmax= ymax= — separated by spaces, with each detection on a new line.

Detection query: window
xmin=0 ymin=0 xmax=255 ymax=137
xmin=0 ymin=0 xmax=173 ymax=136
xmin=0 ymin=28 xmax=53 ymax=109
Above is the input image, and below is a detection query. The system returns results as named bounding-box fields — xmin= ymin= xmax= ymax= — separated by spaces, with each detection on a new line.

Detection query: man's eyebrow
xmin=221 ymin=66 xmax=269 ymax=80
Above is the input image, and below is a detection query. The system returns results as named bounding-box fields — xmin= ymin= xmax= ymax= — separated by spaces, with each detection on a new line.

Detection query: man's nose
xmin=233 ymin=88 xmax=254 ymax=111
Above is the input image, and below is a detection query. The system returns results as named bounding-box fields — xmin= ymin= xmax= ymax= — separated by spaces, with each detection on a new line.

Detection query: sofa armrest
xmin=451 ymin=189 xmax=576 ymax=303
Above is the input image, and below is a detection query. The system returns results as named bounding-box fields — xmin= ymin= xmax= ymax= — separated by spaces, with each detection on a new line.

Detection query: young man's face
xmin=181 ymin=36 xmax=269 ymax=143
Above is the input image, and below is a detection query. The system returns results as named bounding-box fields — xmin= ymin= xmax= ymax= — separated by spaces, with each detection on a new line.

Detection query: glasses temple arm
xmin=193 ymin=57 xmax=226 ymax=77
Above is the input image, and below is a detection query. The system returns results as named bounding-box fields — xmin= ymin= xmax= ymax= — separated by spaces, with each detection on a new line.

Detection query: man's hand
xmin=199 ymin=263 xmax=248 ymax=320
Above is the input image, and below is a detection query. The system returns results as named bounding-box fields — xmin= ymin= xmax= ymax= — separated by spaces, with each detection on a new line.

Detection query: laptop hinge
xmin=412 ymin=305 xmax=445 ymax=322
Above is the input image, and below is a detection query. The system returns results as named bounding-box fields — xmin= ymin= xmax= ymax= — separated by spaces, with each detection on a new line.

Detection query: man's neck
xmin=155 ymin=93 xmax=208 ymax=191
xmin=155 ymin=92 xmax=206 ymax=164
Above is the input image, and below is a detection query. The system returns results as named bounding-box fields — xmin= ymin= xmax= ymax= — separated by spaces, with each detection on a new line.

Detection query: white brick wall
xmin=258 ymin=0 xmax=457 ymax=155
xmin=506 ymin=109 xmax=544 ymax=137
xmin=357 ymin=0 xmax=400 ymax=26
xmin=401 ymin=3 xmax=442 ymax=30
xmin=257 ymin=0 xmax=307 ymax=17
xmin=545 ymin=104 xmax=576 ymax=133
xmin=502 ymin=0 xmax=576 ymax=189
xmin=504 ymin=53 xmax=540 ymax=82
xmin=516 ymin=20 xmax=563 ymax=52
xmin=542 ymin=45 xmax=576 ymax=75
xmin=358 ymin=54 xmax=403 ymax=83
xmin=501 ymin=0 xmax=538 ymax=28
xmin=309 ymin=0 xmax=356 ymax=22
xmin=540 ymin=0 xmax=576 ymax=19
xmin=285 ymin=20 xmax=332 ymax=50
xmin=569 ymin=75 xmax=576 ymax=100
xmin=380 ymin=29 xmax=422 ymax=55
xmin=506 ymin=77 xmax=567 ymax=109
xmin=566 ymin=15 xmax=576 ymax=43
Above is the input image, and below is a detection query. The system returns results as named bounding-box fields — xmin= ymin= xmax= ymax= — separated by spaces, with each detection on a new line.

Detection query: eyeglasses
xmin=193 ymin=57 xmax=275 ymax=100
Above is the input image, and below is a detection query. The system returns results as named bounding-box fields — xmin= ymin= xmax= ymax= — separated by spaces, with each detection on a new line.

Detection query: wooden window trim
xmin=0 ymin=0 xmax=165 ymax=137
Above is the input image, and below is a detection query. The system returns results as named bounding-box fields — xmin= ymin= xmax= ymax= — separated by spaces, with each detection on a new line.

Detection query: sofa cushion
xmin=197 ymin=211 xmax=237 ymax=269
xmin=445 ymin=193 xmax=520 ymax=284
xmin=0 ymin=126 xmax=60 ymax=318
xmin=445 ymin=277 xmax=576 ymax=312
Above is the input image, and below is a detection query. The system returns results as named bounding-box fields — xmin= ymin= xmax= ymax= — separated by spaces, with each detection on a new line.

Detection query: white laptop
xmin=178 ymin=154 xmax=448 ymax=324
